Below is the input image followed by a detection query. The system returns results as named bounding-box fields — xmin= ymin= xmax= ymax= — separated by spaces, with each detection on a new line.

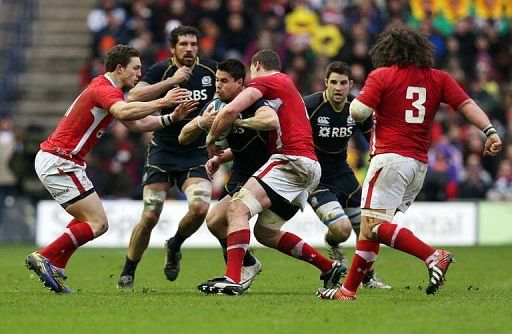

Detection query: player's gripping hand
xmin=162 ymin=87 xmax=190 ymax=106
xmin=172 ymin=66 xmax=193 ymax=84
xmin=484 ymin=133 xmax=502 ymax=156
xmin=205 ymin=156 xmax=221 ymax=179
xmin=198 ymin=104 xmax=219 ymax=130
xmin=173 ymin=100 xmax=200 ymax=122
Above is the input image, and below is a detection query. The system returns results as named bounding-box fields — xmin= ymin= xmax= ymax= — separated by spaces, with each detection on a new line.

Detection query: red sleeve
xmin=440 ymin=70 xmax=470 ymax=110
xmin=247 ymin=76 xmax=271 ymax=96
xmin=355 ymin=69 xmax=384 ymax=109
xmin=96 ymin=85 xmax=125 ymax=111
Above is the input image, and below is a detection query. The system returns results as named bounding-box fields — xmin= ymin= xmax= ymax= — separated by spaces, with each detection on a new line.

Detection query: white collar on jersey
xmin=104 ymin=73 xmax=119 ymax=88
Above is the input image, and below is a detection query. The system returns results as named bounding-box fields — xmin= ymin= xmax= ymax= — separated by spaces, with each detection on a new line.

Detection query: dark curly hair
xmin=369 ymin=24 xmax=435 ymax=68
xmin=104 ymin=44 xmax=139 ymax=72
xmin=169 ymin=25 xmax=201 ymax=47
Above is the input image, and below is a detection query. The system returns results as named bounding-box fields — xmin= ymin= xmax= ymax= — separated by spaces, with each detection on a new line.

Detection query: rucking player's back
xmin=247 ymin=72 xmax=315 ymax=160
xmin=357 ymin=65 xmax=469 ymax=162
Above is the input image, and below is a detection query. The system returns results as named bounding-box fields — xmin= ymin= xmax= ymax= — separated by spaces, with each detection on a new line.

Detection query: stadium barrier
xmin=33 ymin=200 xmax=512 ymax=247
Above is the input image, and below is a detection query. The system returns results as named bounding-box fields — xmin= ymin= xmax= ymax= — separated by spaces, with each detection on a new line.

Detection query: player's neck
xmin=256 ymin=70 xmax=279 ymax=77
xmin=326 ymin=94 xmax=346 ymax=112
xmin=105 ymin=72 xmax=121 ymax=88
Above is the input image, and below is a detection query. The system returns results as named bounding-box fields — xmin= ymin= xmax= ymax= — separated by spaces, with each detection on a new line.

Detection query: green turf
xmin=0 ymin=245 xmax=510 ymax=333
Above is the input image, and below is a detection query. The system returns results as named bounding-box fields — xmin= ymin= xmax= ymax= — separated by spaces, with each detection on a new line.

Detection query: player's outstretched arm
xmin=127 ymin=67 xmax=192 ymax=102
xmin=110 ymin=87 xmax=189 ymax=121
xmin=124 ymin=100 xmax=199 ymax=132
xmin=233 ymin=106 xmax=278 ymax=131
xmin=459 ymin=99 xmax=502 ymax=156
xmin=208 ymin=87 xmax=263 ymax=144
xmin=179 ymin=103 xmax=217 ymax=145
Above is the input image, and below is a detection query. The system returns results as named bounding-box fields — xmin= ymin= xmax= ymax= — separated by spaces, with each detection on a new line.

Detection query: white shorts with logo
xmin=254 ymin=154 xmax=321 ymax=210
xmin=35 ymin=150 xmax=94 ymax=205
xmin=361 ymin=153 xmax=427 ymax=213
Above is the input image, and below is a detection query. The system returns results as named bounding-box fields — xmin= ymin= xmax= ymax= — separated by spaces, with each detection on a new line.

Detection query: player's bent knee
xmin=140 ymin=213 xmax=159 ymax=229
xmin=255 ymin=209 xmax=285 ymax=234
xmin=231 ymin=187 xmax=263 ymax=217
xmin=143 ymin=188 xmax=166 ymax=216
xmin=89 ymin=220 xmax=108 ymax=237
xmin=329 ymin=219 xmax=352 ymax=241
xmin=184 ymin=181 xmax=212 ymax=207
xmin=254 ymin=218 xmax=282 ymax=247
xmin=188 ymin=200 xmax=209 ymax=218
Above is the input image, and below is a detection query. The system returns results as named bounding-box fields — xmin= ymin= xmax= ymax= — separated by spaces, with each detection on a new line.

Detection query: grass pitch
xmin=0 ymin=245 xmax=510 ymax=334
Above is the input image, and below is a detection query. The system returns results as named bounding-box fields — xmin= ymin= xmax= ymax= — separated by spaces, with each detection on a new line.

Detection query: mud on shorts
xmin=35 ymin=150 xmax=95 ymax=208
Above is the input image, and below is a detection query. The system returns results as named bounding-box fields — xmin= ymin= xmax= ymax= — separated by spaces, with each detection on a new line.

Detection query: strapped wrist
xmin=160 ymin=113 xmax=174 ymax=127
xmin=483 ymin=125 xmax=497 ymax=138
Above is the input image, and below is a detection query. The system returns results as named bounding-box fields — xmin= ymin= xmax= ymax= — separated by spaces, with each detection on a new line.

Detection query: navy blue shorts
xmin=308 ymin=172 xmax=361 ymax=210
xmin=142 ymin=143 xmax=208 ymax=190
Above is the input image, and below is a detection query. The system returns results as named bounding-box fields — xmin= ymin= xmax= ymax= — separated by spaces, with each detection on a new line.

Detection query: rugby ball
xmin=211 ymin=99 xmax=230 ymax=140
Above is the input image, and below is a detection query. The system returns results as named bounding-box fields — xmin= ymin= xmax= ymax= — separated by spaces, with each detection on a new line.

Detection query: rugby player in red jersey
xmin=25 ymin=44 xmax=197 ymax=293
xmin=317 ymin=24 xmax=502 ymax=301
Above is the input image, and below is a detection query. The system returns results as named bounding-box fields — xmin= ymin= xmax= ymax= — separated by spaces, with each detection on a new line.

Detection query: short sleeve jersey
xmin=356 ymin=64 xmax=470 ymax=162
xmin=40 ymin=74 xmax=124 ymax=164
xmin=141 ymin=57 xmax=217 ymax=153
xmin=225 ymin=98 xmax=270 ymax=177
xmin=305 ymin=92 xmax=372 ymax=177
xmin=247 ymin=73 xmax=316 ymax=160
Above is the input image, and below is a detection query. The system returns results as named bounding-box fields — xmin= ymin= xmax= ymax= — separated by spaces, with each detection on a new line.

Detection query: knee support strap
xmin=315 ymin=201 xmax=346 ymax=226
xmin=361 ymin=208 xmax=394 ymax=238
xmin=231 ymin=187 xmax=263 ymax=217
xmin=184 ymin=181 xmax=212 ymax=205
xmin=143 ymin=188 xmax=166 ymax=214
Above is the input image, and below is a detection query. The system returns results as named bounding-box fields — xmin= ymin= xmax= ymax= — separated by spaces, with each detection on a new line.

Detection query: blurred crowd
xmin=3 ymin=0 xmax=512 ymax=204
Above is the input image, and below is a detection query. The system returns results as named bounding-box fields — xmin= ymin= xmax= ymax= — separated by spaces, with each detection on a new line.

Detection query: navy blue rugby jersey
xmin=304 ymin=92 xmax=372 ymax=177
xmin=202 ymin=97 xmax=269 ymax=177
xmin=141 ymin=57 xmax=217 ymax=152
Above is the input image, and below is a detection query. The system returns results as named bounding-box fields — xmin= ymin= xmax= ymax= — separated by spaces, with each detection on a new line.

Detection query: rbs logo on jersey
xmin=318 ymin=126 xmax=353 ymax=138
xmin=187 ymin=89 xmax=208 ymax=101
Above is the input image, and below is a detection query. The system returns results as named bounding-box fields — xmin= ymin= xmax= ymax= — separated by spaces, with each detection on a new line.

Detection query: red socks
xmin=277 ymin=232 xmax=333 ymax=273
xmin=342 ymin=239 xmax=380 ymax=293
xmin=376 ymin=223 xmax=436 ymax=264
xmin=39 ymin=218 xmax=94 ymax=269
xmin=225 ymin=229 xmax=250 ymax=283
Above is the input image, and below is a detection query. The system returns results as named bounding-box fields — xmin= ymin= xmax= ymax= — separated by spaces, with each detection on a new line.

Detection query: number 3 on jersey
xmin=405 ymin=86 xmax=426 ymax=123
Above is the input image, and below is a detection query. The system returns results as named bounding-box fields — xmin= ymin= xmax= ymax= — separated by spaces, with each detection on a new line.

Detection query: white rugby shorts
xmin=254 ymin=154 xmax=321 ymax=210
xmin=35 ymin=150 xmax=94 ymax=205
xmin=361 ymin=153 xmax=427 ymax=213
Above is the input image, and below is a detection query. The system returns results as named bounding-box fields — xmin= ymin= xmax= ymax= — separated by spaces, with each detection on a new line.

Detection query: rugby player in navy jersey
xmin=179 ymin=59 xmax=277 ymax=291
xmin=304 ymin=61 xmax=390 ymax=289
xmin=118 ymin=26 xmax=217 ymax=290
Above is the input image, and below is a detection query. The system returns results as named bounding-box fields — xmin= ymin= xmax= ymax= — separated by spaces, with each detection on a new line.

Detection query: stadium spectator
xmin=0 ymin=113 xmax=18 ymax=199
xmin=317 ymin=24 xmax=502 ymax=301
xmin=25 ymin=44 xmax=196 ymax=294
xmin=458 ymin=153 xmax=493 ymax=199
xmin=486 ymin=159 xmax=512 ymax=201
xmin=80 ymin=1 xmax=512 ymax=202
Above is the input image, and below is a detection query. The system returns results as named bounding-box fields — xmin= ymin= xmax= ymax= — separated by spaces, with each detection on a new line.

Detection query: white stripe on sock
xmin=226 ymin=244 xmax=249 ymax=251
xmin=64 ymin=228 xmax=78 ymax=247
